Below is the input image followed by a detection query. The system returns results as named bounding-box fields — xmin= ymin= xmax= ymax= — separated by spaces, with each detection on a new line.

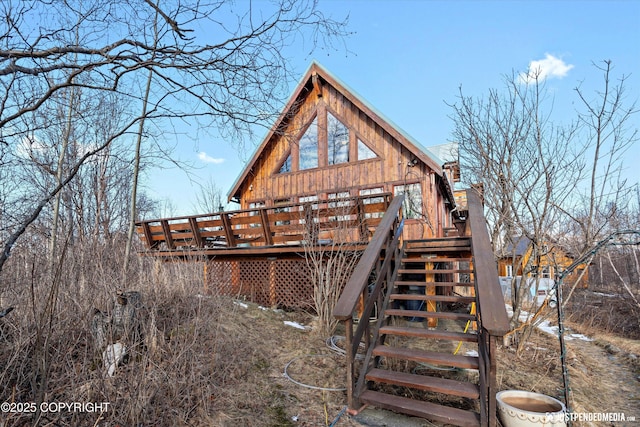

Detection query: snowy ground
xmin=505 ymin=304 xmax=593 ymax=342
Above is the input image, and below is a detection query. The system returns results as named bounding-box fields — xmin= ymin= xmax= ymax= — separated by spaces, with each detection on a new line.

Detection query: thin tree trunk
xmin=49 ymin=88 xmax=74 ymax=273
xmin=124 ymin=3 xmax=159 ymax=272
xmin=49 ymin=18 xmax=80 ymax=275
xmin=123 ymin=69 xmax=153 ymax=272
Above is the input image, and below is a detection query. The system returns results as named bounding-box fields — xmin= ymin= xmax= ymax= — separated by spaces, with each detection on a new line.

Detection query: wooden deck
xmin=135 ymin=193 xmax=391 ymax=258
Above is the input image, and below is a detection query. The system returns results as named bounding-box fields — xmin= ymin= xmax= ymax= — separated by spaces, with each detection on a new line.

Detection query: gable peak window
xmin=327 ymin=111 xmax=349 ymax=165
xmin=299 ymin=117 xmax=319 ymax=170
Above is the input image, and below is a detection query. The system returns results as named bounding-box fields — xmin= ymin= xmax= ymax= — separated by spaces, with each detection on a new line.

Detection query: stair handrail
xmin=333 ymin=194 xmax=404 ymax=409
xmin=466 ymin=188 xmax=510 ymax=427
xmin=465 ymin=188 xmax=510 ymax=336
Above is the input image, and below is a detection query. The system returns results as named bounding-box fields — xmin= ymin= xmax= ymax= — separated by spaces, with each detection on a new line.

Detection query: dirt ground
xmin=215 ymin=296 xmax=640 ymax=427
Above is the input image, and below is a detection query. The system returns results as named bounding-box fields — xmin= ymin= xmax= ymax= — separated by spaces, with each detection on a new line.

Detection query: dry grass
xmin=2 ymin=245 xmax=639 ymax=427
xmin=566 ymin=288 xmax=640 ymax=340
xmin=0 ymin=243 xmax=361 ymax=427
xmin=496 ymin=298 xmax=640 ymax=425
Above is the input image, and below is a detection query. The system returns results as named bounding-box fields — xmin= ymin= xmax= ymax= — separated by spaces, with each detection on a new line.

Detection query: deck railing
xmin=332 ymin=194 xmax=405 ymax=409
xmin=135 ymin=193 xmax=391 ymax=252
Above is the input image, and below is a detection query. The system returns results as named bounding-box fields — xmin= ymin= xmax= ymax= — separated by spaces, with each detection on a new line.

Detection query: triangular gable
xmin=228 ymin=61 xmax=444 ymax=201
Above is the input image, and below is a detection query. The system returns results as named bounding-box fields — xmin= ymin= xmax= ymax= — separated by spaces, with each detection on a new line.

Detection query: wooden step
xmin=359 ymin=389 xmax=480 ymax=427
xmin=373 ymin=345 xmax=479 ymax=369
xmin=366 ymin=368 xmax=480 ymax=398
xmin=404 ymin=246 xmax=471 ymax=254
xmin=395 ymin=280 xmax=474 ymax=287
xmin=385 ymin=309 xmax=476 ymax=321
xmin=390 ymin=294 xmax=476 ymax=304
xmin=406 ymin=237 xmax=471 ymax=248
xmin=399 ymin=268 xmax=473 ymax=274
xmin=402 ymin=257 xmax=472 ymax=263
xmin=379 ymin=325 xmax=478 ymax=342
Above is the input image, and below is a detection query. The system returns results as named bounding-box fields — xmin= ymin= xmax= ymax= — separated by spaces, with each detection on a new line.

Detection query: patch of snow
xmin=535 ymin=320 xmax=559 ymax=337
xmin=506 ymin=304 xmax=594 ymax=342
xmin=593 ymin=292 xmax=618 ymax=298
xmin=284 ymin=321 xmax=309 ymax=331
xmin=568 ymin=333 xmax=594 ymax=342
xmin=233 ymin=301 xmax=248 ymax=309
xmin=465 ymin=350 xmax=479 ymax=357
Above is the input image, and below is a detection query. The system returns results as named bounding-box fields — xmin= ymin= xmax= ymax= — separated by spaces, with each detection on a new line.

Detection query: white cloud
xmin=519 ymin=54 xmax=574 ymax=84
xmin=198 ymin=151 xmax=225 ymax=164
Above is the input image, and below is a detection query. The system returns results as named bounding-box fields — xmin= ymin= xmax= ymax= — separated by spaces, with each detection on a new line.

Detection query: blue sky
xmin=145 ymin=0 xmax=640 ymax=217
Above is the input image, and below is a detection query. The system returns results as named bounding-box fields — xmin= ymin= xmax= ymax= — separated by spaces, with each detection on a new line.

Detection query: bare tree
xmin=0 ymin=0 xmax=349 ymax=274
xmin=450 ymin=70 xmax=581 ymax=330
xmin=194 ymin=177 xmax=229 ymax=214
xmin=301 ymin=193 xmax=365 ymax=336
xmin=559 ymin=60 xmax=638 ymax=254
xmin=450 ymin=61 xmax=638 ymax=341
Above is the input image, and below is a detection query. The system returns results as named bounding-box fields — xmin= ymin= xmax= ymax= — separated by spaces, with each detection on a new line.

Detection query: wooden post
xmin=426 ymin=260 xmax=437 ymax=328
xmin=160 ymin=220 xmax=175 ymax=249
xmin=259 ymin=209 xmax=273 ymax=246
xmin=189 ymin=217 xmax=203 ymax=248
xmin=345 ymin=318 xmax=355 ymax=410
xmin=141 ymin=222 xmax=158 ymax=249
xmin=488 ymin=335 xmax=498 ymax=427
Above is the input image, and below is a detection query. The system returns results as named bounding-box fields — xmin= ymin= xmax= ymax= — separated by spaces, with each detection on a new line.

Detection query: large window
xmin=394 ymin=183 xmax=423 ymax=219
xmin=278 ymin=109 xmax=379 ymax=174
xmin=327 ymin=112 xmax=349 ymax=165
xmin=299 ymin=118 xmax=318 ymax=170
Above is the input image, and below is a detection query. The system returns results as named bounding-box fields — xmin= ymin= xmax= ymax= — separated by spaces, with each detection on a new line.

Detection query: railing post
xmin=344 ymin=317 xmax=356 ymax=409
xmin=221 ymin=213 xmax=236 ymax=247
xmin=189 ymin=217 xmax=204 ymax=248
xmin=259 ymin=208 xmax=273 ymax=246
xmin=160 ymin=220 xmax=175 ymax=250
xmin=488 ymin=335 xmax=498 ymax=427
xmin=478 ymin=329 xmax=488 ymax=427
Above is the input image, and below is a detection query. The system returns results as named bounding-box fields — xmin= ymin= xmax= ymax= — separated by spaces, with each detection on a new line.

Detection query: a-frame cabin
xmin=227 ymin=61 xmax=458 ymax=241
xmin=135 ymin=62 xmax=508 ymax=427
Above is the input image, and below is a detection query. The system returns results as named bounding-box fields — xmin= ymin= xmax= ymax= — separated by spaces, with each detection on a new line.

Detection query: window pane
xmin=357 ymin=139 xmax=376 ymax=160
xmin=278 ymin=153 xmax=292 ymax=173
xmin=394 ymin=183 xmax=423 ymax=219
xmin=360 ymin=187 xmax=384 ymax=218
xmin=328 ymin=191 xmax=351 ymax=221
xmin=327 ymin=112 xmax=349 ymax=165
xmin=274 ymin=198 xmax=291 ymax=226
xmin=299 ymin=118 xmax=318 ymax=170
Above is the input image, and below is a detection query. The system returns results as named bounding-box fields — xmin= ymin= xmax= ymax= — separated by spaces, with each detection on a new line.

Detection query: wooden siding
xmin=234 ymin=73 xmax=448 ymax=240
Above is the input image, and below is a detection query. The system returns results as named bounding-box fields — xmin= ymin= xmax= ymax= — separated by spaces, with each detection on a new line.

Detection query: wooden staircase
xmin=333 ymin=190 xmax=510 ymax=427
xmin=360 ymin=237 xmax=482 ymax=426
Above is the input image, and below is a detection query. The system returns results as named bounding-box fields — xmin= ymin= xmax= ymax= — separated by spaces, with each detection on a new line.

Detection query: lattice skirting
xmin=205 ymin=259 xmax=314 ymax=309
